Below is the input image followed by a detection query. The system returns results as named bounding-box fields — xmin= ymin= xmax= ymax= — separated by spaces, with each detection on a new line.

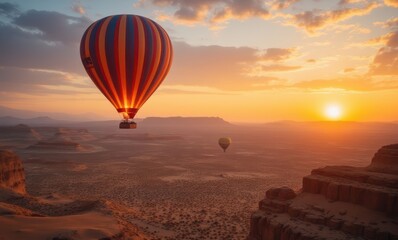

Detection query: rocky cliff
xmin=0 ymin=150 xmax=149 ymax=240
xmin=0 ymin=150 xmax=26 ymax=194
xmin=368 ymin=144 xmax=398 ymax=175
xmin=248 ymin=144 xmax=398 ymax=240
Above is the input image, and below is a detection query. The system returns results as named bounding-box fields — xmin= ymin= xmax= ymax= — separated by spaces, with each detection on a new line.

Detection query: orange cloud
xmin=368 ymin=31 xmax=398 ymax=75
xmin=344 ymin=67 xmax=356 ymax=73
xmin=293 ymin=77 xmax=398 ymax=91
xmin=261 ymin=64 xmax=301 ymax=72
xmin=270 ymin=0 xmax=299 ymax=10
xmin=384 ymin=0 xmax=398 ymax=8
xmin=140 ymin=0 xmax=270 ymax=26
xmin=338 ymin=0 xmax=367 ymax=5
xmin=285 ymin=2 xmax=379 ymax=34
xmin=72 ymin=3 xmax=85 ymax=15
xmin=362 ymin=32 xmax=396 ymax=46
xmin=375 ymin=17 xmax=398 ymax=29
xmin=259 ymin=48 xmax=296 ymax=61
xmin=166 ymin=42 xmax=284 ymax=91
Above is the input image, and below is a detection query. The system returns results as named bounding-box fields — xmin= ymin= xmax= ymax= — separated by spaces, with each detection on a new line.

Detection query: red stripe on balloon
xmin=114 ymin=16 xmax=121 ymax=105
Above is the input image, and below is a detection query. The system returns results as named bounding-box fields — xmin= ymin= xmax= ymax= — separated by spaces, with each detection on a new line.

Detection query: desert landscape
xmin=1 ymin=117 xmax=397 ymax=239
xmin=1 ymin=0 xmax=398 ymax=239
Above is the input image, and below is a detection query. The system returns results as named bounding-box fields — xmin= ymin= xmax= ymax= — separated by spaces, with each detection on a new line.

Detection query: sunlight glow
xmin=324 ymin=104 xmax=342 ymax=120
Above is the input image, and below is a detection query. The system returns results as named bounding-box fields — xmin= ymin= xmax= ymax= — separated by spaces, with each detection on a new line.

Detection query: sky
xmin=0 ymin=0 xmax=397 ymax=122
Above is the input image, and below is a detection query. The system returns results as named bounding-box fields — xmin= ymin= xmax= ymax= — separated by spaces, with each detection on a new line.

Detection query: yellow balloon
xmin=218 ymin=137 xmax=231 ymax=152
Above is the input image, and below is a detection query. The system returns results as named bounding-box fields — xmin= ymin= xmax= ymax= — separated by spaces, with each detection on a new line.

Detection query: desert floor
xmin=3 ymin=122 xmax=398 ymax=239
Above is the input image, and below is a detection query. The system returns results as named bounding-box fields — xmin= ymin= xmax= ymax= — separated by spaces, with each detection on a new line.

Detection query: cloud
xmin=329 ymin=23 xmax=370 ymax=34
xmin=368 ymin=31 xmax=398 ymax=75
xmin=261 ymin=64 xmax=301 ymax=72
xmin=0 ymin=6 xmax=94 ymax=98
xmin=284 ymin=2 xmax=379 ymax=34
xmin=259 ymin=48 xmax=296 ymax=61
xmin=0 ymin=5 xmax=297 ymax=94
xmin=270 ymin=0 xmax=300 ymax=10
xmin=375 ymin=17 xmax=398 ymax=29
xmin=0 ymin=7 xmax=91 ymax=74
xmin=338 ymin=0 xmax=367 ymax=5
xmin=292 ymin=77 xmax=398 ymax=91
xmin=0 ymin=2 xmax=19 ymax=17
xmin=13 ymin=9 xmax=90 ymax=44
xmin=362 ymin=31 xmax=396 ymax=47
xmin=344 ymin=67 xmax=356 ymax=73
xmin=384 ymin=0 xmax=398 ymax=8
xmin=0 ymin=66 xmax=91 ymax=95
xmin=72 ymin=3 xmax=85 ymax=15
xmin=166 ymin=42 xmax=283 ymax=91
xmin=0 ymin=22 xmax=86 ymax=74
xmin=366 ymin=17 xmax=398 ymax=76
xmin=159 ymin=85 xmax=237 ymax=95
xmin=140 ymin=0 xmax=270 ymax=26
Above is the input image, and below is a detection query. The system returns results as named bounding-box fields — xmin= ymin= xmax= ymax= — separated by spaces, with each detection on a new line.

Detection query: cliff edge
xmin=0 ymin=150 xmax=26 ymax=194
xmin=0 ymin=150 xmax=149 ymax=240
xmin=248 ymin=144 xmax=398 ymax=240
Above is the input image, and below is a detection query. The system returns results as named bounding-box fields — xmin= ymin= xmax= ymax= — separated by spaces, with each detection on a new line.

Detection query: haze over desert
xmin=0 ymin=116 xmax=397 ymax=239
xmin=1 ymin=0 xmax=398 ymax=239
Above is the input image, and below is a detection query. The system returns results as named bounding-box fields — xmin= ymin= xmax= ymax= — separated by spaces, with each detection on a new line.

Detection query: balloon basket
xmin=119 ymin=121 xmax=137 ymax=129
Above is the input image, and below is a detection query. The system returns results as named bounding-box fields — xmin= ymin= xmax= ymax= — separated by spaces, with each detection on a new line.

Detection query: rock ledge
xmin=248 ymin=144 xmax=398 ymax=240
xmin=0 ymin=150 xmax=26 ymax=194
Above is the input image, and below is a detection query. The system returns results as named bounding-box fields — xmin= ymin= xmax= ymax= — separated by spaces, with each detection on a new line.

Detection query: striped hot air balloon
xmin=80 ymin=15 xmax=173 ymax=128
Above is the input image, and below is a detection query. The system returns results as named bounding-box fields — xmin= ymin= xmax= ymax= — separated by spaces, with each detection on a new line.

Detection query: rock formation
xmin=0 ymin=150 xmax=149 ymax=240
xmin=0 ymin=150 xmax=26 ymax=194
xmin=0 ymin=124 xmax=41 ymax=148
xmin=0 ymin=124 xmax=41 ymax=140
xmin=368 ymin=144 xmax=398 ymax=175
xmin=28 ymin=140 xmax=82 ymax=150
xmin=248 ymin=144 xmax=398 ymax=240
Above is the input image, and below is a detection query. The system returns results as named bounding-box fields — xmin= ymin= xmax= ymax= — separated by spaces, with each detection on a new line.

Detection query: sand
xmin=0 ymin=211 xmax=120 ymax=240
xmin=1 ymin=122 xmax=397 ymax=239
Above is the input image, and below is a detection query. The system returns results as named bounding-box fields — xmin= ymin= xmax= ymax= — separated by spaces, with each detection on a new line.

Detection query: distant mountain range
xmin=0 ymin=115 xmax=235 ymax=130
xmin=142 ymin=117 xmax=232 ymax=127
xmin=0 ymin=116 xmax=69 ymax=126
xmin=1 ymin=106 xmax=396 ymax=129
xmin=0 ymin=106 xmax=106 ymax=122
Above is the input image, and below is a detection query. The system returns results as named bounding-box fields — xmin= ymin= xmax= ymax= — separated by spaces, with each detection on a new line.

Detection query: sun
xmin=324 ymin=104 xmax=343 ymax=120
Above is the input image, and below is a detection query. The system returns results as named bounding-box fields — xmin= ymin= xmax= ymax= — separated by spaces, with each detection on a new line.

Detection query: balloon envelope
xmin=80 ymin=15 xmax=173 ymax=119
xmin=218 ymin=137 xmax=231 ymax=152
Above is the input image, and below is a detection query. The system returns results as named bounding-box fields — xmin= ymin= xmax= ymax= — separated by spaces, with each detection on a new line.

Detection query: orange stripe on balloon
xmin=89 ymin=69 xmax=119 ymax=108
xmin=84 ymin=23 xmax=118 ymax=108
xmin=118 ymin=15 xmax=128 ymax=108
xmin=131 ymin=16 xmax=146 ymax=108
xmin=137 ymin=27 xmax=173 ymax=109
xmin=136 ymin=21 xmax=162 ymax=107
xmin=98 ymin=16 xmax=122 ymax=108
xmin=84 ymin=24 xmax=95 ymax=57
xmin=163 ymin=28 xmax=173 ymax=78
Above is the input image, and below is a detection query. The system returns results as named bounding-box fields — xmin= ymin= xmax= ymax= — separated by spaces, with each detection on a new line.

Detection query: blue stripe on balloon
xmin=89 ymin=17 xmax=119 ymax=105
xmin=125 ymin=15 xmax=135 ymax=107
xmin=105 ymin=15 xmax=122 ymax=99
xmin=80 ymin=27 xmax=88 ymax=61
xmin=142 ymin=22 xmax=166 ymax=102
xmin=135 ymin=16 xmax=154 ymax=104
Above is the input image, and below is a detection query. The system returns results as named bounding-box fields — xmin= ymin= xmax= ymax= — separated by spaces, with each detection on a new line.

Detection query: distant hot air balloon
xmin=80 ymin=15 xmax=173 ymax=129
xmin=218 ymin=137 xmax=231 ymax=152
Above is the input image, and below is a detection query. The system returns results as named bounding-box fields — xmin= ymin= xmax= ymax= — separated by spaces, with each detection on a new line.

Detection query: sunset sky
xmin=0 ymin=0 xmax=397 ymax=122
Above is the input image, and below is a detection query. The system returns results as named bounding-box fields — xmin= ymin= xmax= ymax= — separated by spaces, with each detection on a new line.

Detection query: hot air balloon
xmin=218 ymin=137 xmax=231 ymax=152
xmin=80 ymin=15 xmax=173 ymax=129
